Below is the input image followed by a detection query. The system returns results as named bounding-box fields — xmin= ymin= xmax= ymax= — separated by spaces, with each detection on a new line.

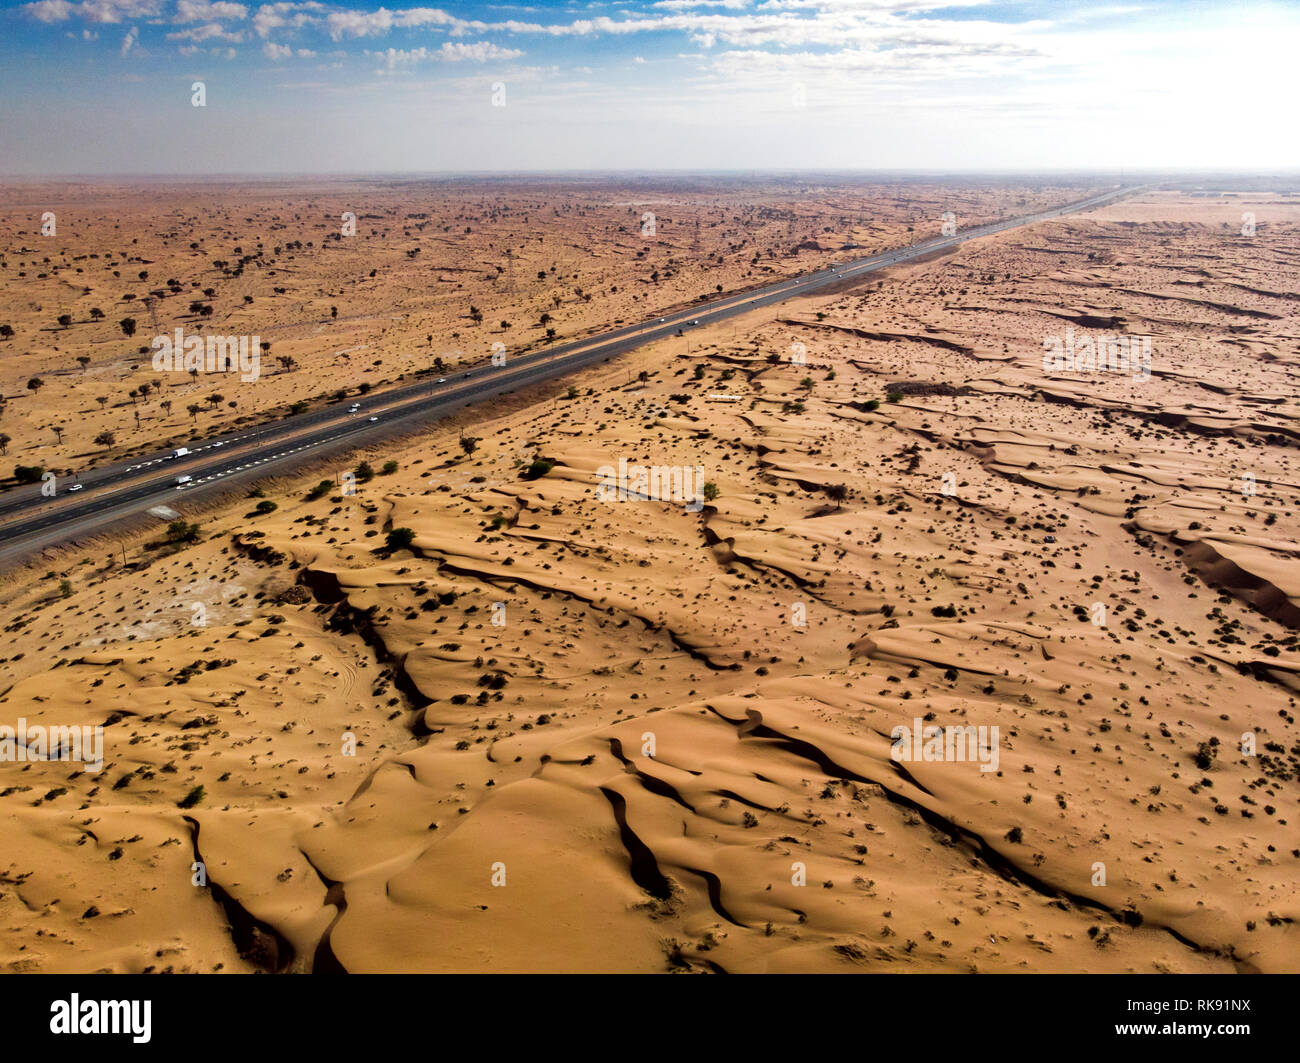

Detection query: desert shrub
xmin=165 ymin=520 xmax=201 ymax=544
xmin=385 ymin=527 xmax=416 ymax=551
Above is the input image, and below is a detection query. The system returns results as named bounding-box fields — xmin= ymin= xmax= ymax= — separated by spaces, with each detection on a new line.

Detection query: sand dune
xmin=2 ymin=188 xmax=1297 ymax=973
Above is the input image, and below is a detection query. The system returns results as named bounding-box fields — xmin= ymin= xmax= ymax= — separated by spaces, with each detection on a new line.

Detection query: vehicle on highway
xmin=437 ymin=377 xmax=447 ymax=383
xmin=0 ymin=188 xmax=1138 ymax=559
xmin=67 ymin=484 xmax=82 ymax=492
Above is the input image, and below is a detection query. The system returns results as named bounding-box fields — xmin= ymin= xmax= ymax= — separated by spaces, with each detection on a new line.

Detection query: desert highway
xmin=0 ymin=184 xmax=1140 ymax=563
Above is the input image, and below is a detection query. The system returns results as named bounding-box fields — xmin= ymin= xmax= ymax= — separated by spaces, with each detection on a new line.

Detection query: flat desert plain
xmin=0 ymin=176 xmax=1081 ymax=474
xmin=0 ymin=183 xmax=1297 ymax=974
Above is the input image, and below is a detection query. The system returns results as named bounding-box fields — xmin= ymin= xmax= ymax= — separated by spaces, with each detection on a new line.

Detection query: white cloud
xmin=168 ymin=22 xmax=244 ymax=41
xmin=120 ymin=24 xmax=137 ymax=53
xmin=27 ymin=0 xmax=74 ymax=22
xmin=439 ymin=41 xmax=524 ymax=62
xmin=653 ymin=0 xmax=749 ymax=8
xmin=264 ymin=40 xmax=314 ymax=59
xmin=252 ymin=1 xmax=324 ymax=38
xmin=370 ymin=41 xmax=525 ymax=72
xmin=25 ymin=0 xmax=162 ymax=23
xmin=327 ymin=6 xmax=461 ymax=41
xmin=175 ymin=1 xmax=248 ymax=23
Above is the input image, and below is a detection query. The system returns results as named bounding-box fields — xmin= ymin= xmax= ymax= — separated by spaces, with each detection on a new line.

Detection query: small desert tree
xmin=166 ymin=520 xmax=201 ymax=544
xmin=385 ymin=527 xmax=416 ymax=552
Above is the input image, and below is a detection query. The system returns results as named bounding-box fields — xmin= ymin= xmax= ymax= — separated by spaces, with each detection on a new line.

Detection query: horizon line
xmin=3 ymin=167 xmax=1300 ymax=184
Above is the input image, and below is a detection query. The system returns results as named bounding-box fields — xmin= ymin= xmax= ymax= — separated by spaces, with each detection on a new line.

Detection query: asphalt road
xmin=0 ymin=184 xmax=1140 ymax=565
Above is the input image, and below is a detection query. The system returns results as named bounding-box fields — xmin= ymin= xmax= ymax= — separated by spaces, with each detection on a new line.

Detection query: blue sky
xmin=1 ymin=0 xmax=1297 ymax=174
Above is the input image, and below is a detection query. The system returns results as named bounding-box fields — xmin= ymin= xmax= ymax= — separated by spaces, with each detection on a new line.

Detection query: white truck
xmin=172 ymin=447 xmax=190 ymax=459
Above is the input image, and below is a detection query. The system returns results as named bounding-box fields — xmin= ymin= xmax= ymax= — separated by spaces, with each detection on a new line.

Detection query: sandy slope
xmin=1 ymin=189 xmax=1296 ymax=973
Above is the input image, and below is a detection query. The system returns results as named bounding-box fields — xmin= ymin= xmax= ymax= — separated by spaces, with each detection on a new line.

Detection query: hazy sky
xmin=2 ymin=0 xmax=1297 ymax=174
